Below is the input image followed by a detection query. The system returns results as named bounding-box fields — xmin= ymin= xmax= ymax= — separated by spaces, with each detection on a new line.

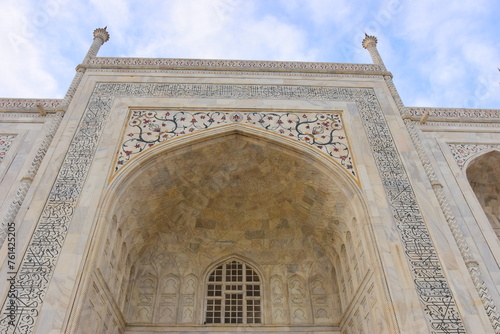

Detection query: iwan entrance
xmin=72 ymin=132 xmax=392 ymax=333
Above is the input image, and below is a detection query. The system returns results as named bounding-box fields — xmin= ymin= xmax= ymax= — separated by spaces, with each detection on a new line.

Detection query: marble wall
xmin=1 ymin=63 xmax=498 ymax=334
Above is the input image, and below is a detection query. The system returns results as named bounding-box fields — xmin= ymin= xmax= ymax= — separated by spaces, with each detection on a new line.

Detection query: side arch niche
xmin=69 ymin=129 xmax=392 ymax=334
xmin=466 ymin=150 xmax=500 ymax=238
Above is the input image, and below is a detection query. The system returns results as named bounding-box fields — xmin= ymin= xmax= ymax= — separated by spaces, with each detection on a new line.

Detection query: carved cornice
xmin=406 ymin=107 xmax=500 ymax=120
xmin=85 ymin=57 xmax=389 ymax=75
xmin=0 ymin=99 xmax=62 ymax=111
xmin=0 ymin=113 xmax=56 ymax=123
xmin=86 ymin=67 xmax=383 ymax=79
xmin=420 ymin=122 xmax=500 ymax=128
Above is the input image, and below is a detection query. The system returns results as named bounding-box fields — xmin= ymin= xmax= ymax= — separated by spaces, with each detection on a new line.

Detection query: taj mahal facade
xmin=0 ymin=28 xmax=499 ymax=333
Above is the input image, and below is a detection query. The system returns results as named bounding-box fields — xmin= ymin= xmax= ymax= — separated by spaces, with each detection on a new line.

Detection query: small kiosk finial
xmin=93 ymin=26 xmax=110 ymax=44
xmin=361 ymin=34 xmax=386 ymax=70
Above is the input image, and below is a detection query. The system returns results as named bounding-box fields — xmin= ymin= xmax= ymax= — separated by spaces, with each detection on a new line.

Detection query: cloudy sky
xmin=0 ymin=0 xmax=498 ymax=109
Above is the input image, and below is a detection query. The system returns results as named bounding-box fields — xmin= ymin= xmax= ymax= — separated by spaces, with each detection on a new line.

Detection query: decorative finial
xmin=362 ymin=34 xmax=378 ymax=49
xmin=93 ymin=27 xmax=110 ymax=43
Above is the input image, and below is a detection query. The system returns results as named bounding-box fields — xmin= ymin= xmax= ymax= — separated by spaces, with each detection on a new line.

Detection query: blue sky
xmin=0 ymin=0 xmax=498 ymax=109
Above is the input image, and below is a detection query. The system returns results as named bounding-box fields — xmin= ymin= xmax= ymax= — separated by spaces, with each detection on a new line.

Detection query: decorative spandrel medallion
xmin=448 ymin=143 xmax=500 ymax=169
xmin=112 ymin=109 xmax=358 ymax=184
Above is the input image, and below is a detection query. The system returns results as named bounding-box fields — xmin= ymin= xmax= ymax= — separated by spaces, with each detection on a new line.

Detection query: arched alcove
xmin=71 ymin=130 xmax=387 ymax=334
xmin=466 ymin=150 xmax=500 ymax=238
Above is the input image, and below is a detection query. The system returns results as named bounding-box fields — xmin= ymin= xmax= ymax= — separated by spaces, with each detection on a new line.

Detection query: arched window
xmin=205 ymin=259 xmax=262 ymax=324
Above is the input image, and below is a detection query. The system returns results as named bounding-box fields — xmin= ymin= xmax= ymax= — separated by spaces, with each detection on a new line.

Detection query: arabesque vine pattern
xmin=114 ymin=110 xmax=355 ymax=180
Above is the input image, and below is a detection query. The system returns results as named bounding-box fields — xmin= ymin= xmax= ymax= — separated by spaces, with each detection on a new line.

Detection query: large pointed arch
xmin=67 ymin=114 xmax=391 ymax=334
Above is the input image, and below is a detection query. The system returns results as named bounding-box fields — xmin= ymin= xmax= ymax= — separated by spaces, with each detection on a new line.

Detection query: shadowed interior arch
xmin=73 ymin=131 xmax=379 ymax=333
xmin=466 ymin=150 xmax=500 ymax=238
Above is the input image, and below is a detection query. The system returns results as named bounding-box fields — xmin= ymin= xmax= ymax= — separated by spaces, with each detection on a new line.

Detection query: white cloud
xmin=0 ymin=0 xmax=498 ymax=108
xmin=239 ymin=15 xmax=316 ymax=61
xmin=128 ymin=0 xmax=316 ymax=61
xmin=389 ymin=0 xmax=500 ymax=107
xmin=0 ymin=0 xmax=59 ymax=98
xmin=304 ymin=0 xmax=355 ymax=26
xmin=89 ymin=0 xmax=130 ymax=43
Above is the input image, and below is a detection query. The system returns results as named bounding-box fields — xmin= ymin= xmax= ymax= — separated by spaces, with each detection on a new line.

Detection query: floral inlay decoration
xmin=113 ymin=109 xmax=357 ymax=183
xmin=448 ymin=143 xmax=500 ymax=169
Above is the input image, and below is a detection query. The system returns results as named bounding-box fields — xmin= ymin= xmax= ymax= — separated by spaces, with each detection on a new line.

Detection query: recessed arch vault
xmin=466 ymin=150 xmax=500 ymax=238
xmin=71 ymin=127 xmax=388 ymax=333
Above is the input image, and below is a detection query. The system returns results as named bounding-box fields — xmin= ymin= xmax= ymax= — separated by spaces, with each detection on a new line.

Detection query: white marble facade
xmin=0 ymin=30 xmax=499 ymax=334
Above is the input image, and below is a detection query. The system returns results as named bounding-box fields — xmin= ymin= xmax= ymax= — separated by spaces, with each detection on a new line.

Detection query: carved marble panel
xmin=288 ymin=275 xmax=309 ymax=324
xmin=133 ymin=272 xmax=157 ymax=323
xmin=0 ymin=134 xmax=16 ymax=164
xmin=76 ymin=275 xmax=125 ymax=334
xmin=157 ymin=275 xmax=179 ymax=324
xmin=341 ymin=282 xmax=379 ymax=334
xmin=310 ymin=276 xmax=332 ymax=324
xmin=270 ymin=275 xmax=287 ymax=324
xmin=180 ymin=275 xmax=197 ymax=324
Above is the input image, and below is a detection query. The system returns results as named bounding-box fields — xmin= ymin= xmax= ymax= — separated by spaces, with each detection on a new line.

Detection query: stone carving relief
xmin=407 ymin=107 xmax=500 ymax=119
xmin=342 ymin=282 xmax=381 ymax=334
xmin=340 ymin=245 xmax=354 ymax=300
xmin=0 ymin=82 xmax=465 ymax=333
xmin=133 ymin=272 xmax=157 ymax=323
xmin=180 ymin=275 xmax=197 ymax=324
xmin=75 ymin=276 xmax=125 ymax=334
xmin=288 ymin=275 xmax=309 ymax=324
xmin=346 ymin=232 xmax=362 ymax=285
xmin=0 ymin=134 xmax=16 ymax=164
xmin=0 ymin=98 xmax=62 ymax=109
xmin=332 ymin=254 xmax=347 ymax=311
xmin=125 ymin=254 xmax=341 ymax=327
xmin=127 ymin=251 xmax=197 ymax=326
xmin=270 ymin=275 xmax=287 ymax=324
xmin=423 ymin=121 xmax=499 ymax=128
xmin=88 ymin=57 xmax=383 ymax=73
xmin=352 ymin=218 xmax=368 ymax=277
xmin=310 ymin=276 xmax=331 ymax=324
xmin=158 ymin=275 xmax=179 ymax=324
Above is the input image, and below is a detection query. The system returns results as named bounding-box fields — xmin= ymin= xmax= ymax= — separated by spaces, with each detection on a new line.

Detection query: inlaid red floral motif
xmin=114 ymin=110 xmax=356 ymax=181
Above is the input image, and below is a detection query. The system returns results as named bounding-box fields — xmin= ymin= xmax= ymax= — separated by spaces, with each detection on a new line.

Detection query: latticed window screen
xmin=205 ymin=260 xmax=262 ymax=324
